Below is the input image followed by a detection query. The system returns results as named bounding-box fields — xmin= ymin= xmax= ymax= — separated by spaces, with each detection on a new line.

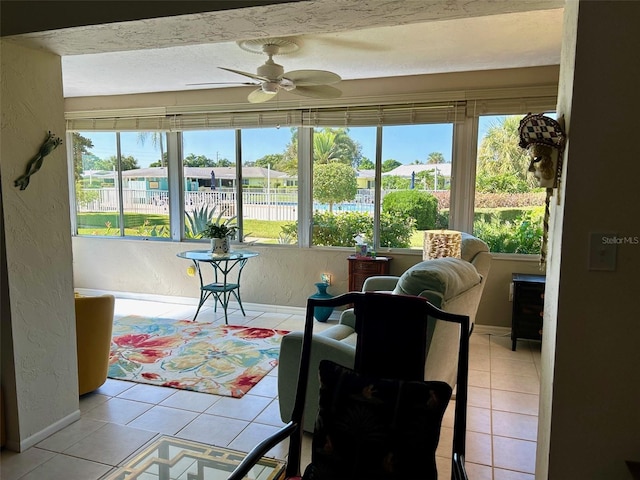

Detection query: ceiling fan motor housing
xmin=257 ymin=59 xmax=284 ymax=80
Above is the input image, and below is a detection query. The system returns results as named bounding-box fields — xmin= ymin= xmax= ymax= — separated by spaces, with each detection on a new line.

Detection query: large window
xmin=473 ymin=115 xmax=548 ymax=253
xmin=69 ymin=97 xmax=556 ymax=255
xmin=241 ymin=128 xmax=297 ymax=244
xmin=379 ymin=124 xmax=453 ymax=251
xmin=72 ymin=131 xmax=171 ymax=237
xmin=310 ymin=126 xmax=376 ymax=249
xmin=182 ymin=130 xmax=237 ymax=241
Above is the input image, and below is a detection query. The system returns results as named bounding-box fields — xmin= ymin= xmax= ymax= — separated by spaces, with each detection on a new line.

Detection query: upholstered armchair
xmin=75 ymin=294 xmax=115 ymax=395
xmin=278 ymin=233 xmax=491 ymax=431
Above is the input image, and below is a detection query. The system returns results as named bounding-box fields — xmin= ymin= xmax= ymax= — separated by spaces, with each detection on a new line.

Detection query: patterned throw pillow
xmin=302 ymin=360 xmax=452 ymax=480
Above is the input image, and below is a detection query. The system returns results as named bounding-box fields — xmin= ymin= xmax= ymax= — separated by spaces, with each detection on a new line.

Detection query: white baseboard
xmin=473 ymin=324 xmax=511 ymax=337
xmin=8 ymin=410 xmax=80 ymax=452
xmin=75 ymin=288 xmax=308 ymax=316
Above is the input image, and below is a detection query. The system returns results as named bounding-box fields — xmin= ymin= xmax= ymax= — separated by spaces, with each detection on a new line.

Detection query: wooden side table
xmin=348 ymin=255 xmax=392 ymax=292
xmin=511 ymin=273 xmax=546 ymax=351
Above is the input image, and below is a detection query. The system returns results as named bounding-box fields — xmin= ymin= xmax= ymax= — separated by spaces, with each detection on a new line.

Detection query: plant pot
xmin=211 ymin=236 xmax=230 ymax=256
xmin=309 ymin=282 xmax=334 ymax=322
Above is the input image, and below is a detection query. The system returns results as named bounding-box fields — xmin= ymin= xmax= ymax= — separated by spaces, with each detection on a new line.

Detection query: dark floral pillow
xmin=302 ymin=360 xmax=452 ymax=480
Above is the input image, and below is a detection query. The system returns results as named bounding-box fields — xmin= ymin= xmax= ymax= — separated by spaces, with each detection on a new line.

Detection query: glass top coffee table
xmin=104 ymin=435 xmax=284 ymax=480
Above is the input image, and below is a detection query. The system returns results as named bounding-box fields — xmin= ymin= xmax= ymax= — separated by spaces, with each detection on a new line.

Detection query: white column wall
xmin=1 ymin=41 xmax=78 ymax=451
xmin=538 ymin=1 xmax=640 ymax=478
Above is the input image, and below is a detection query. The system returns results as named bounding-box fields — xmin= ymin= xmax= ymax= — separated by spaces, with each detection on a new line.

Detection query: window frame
xmin=67 ymin=93 xmax=557 ymax=255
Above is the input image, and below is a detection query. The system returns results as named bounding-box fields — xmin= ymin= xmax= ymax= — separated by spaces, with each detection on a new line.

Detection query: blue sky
xmin=81 ymin=118 xmax=503 ymax=169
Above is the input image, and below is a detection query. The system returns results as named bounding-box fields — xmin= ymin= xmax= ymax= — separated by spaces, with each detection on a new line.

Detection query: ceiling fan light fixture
xmin=261 ymin=82 xmax=280 ymax=94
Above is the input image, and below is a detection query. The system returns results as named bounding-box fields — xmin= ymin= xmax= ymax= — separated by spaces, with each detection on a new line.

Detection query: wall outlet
xmin=588 ymin=232 xmax=617 ymax=271
xmin=321 ymin=273 xmax=332 ymax=285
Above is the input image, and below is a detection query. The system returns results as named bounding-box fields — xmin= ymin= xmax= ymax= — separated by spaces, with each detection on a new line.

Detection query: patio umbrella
xmin=210 ymin=170 xmax=216 ymax=190
xmin=410 ymin=171 xmax=415 ymax=189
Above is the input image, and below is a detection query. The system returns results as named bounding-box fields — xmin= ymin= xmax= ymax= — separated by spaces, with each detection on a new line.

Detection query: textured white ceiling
xmin=5 ymin=0 xmax=565 ymax=98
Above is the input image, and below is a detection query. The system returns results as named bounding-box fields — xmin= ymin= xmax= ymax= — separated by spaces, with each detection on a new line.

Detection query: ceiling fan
xmin=191 ymin=38 xmax=342 ymax=103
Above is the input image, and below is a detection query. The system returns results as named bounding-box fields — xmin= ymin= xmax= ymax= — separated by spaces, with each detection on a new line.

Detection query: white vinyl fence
xmin=77 ymin=187 xmax=377 ymax=221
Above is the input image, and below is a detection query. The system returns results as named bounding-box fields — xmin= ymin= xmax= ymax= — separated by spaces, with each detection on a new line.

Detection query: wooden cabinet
xmin=511 ymin=273 xmax=546 ymax=351
xmin=348 ymin=256 xmax=392 ymax=292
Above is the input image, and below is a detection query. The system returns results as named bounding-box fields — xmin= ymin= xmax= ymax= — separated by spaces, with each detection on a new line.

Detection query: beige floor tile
xmin=469 ymin=353 xmax=491 ymax=372
xmin=18 ymin=453 xmax=112 ymax=480
xmin=247 ymin=375 xmax=278 ymax=398
xmin=469 ymin=369 xmax=491 ymax=388
xmin=491 ymin=371 xmax=540 ymax=395
xmin=465 ymin=461 xmax=493 ymax=480
xmin=490 ymin=335 xmax=534 ymax=361
xmin=492 ymin=390 xmax=539 ymax=416
xmin=126 ymin=405 xmax=199 ymax=435
xmin=493 ymin=435 xmax=537 ymax=474
xmin=63 ymin=423 xmax=156 ymax=466
xmin=470 ymin=332 xmax=491 ymax=346
xmin=205 ymin=394 xmax=271 ymax=421
xmin=36 ymin=417 xmax=107 ymax=452
xmin=490 ymin=356 xmax=539 ymax=378
xmin=78 ymin=393 xmax=110 ymax=414
xmin=159 ymin=389 xmax=221 ymax=412
xmin=254 ymin=399 xmax=287 ymax=427
xmin=494 ymin=467 xmax=536 ymax=479
xmin=436 ymin=455 xmax=452 ymax=478
xmin=228 ymin=423 xmax=288 ymax=459
xmin=0 ymin=447 xmax=56 ymax=480
xmin=2 ymin=297 xmax=545 ymax=478
xmin=177 ymin=413 xmax=248 ymax=446
xmin=94 ymin=378 xmax=135 ymax=397
xmin=470 ymin=342 xmax=491 ymax=358
xmin=466 ymin=430 xmax=492 ymax=466
xmin=467 ymin=406 xmax=492 ymax=434
xmin=468 ymin=386 xmax=492 ymax=409
xmin=117 ymin=383 xmax=177 ymax=404
xmin=246 ymin=316 xmax=291 ymax=329
xmin=492 ymin=411 xmax=538 ymax=442
xmin=274 ymin=317 xmax=308 ymax=332
xmin=83 ymin=397 xmax=154 ymax=424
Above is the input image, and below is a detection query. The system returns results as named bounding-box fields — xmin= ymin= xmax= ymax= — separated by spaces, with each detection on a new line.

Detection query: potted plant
xmin=200 ymin=210 xmax=238 ymax=255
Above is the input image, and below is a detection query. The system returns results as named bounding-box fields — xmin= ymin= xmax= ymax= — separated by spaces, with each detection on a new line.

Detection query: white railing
xmin=77 ymin=187 xmax=380 ymax=221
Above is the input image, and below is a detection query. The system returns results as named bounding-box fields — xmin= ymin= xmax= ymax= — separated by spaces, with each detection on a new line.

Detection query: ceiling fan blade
xmin=248 ymin=88 xmax=277 ymax=104
xmin=283 ymin=70 xmax=341 ymax=86
xmin=219 ymin=67 xmax=269 ymax=82
xmin=290 ymin=85 xmax=342 ymax=99
xmin=186 ymin=81 xmax=258 ymax=86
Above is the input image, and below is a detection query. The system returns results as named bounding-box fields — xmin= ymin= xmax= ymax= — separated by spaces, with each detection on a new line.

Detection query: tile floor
xmin=1 ymin=296 xmax=542 ymax=480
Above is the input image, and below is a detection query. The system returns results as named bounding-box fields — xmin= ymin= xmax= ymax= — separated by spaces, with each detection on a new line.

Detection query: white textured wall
xmin=73 ymin=236 xmax=535 ymax=327
xmin=538 ymin=1 xmax=640 ymax=479
xmin=0 ymin=41 xmax=78 ymax=451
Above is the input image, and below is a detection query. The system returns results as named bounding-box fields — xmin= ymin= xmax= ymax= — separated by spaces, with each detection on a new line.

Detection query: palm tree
xmin=477 ymin=116 xmax=535 ymax=189
xmin=137 ymin=132 xmax=166 ymax=167
xmin=427 ymin=152 xmax=446 ymax=164
xmin=313 ymin=130 xmax=339 ymax=164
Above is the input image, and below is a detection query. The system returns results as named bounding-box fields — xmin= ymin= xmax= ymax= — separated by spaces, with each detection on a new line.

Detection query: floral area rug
xmin=108 ymin=316 xmax=288 ymax=398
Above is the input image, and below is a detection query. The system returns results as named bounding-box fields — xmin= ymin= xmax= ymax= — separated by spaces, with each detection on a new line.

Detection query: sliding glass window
xmin=240 ymin=127 xmax=298 ymax=244
xmin=71 ymin=131 xmax=170 ymax=237
xmin=182 ymin=130 xmax=237 ymax=241
xmin=473 ymin=114 xmax=549 ymax=253
xmin=379 ymin=124 xmax=453 ymax=252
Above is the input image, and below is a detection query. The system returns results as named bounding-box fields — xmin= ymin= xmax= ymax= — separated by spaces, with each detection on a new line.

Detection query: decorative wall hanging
xmin=14 ymin=131 xmax=62 ymax=190
xmin=518 ymin=113 xmax=566 ymax=268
